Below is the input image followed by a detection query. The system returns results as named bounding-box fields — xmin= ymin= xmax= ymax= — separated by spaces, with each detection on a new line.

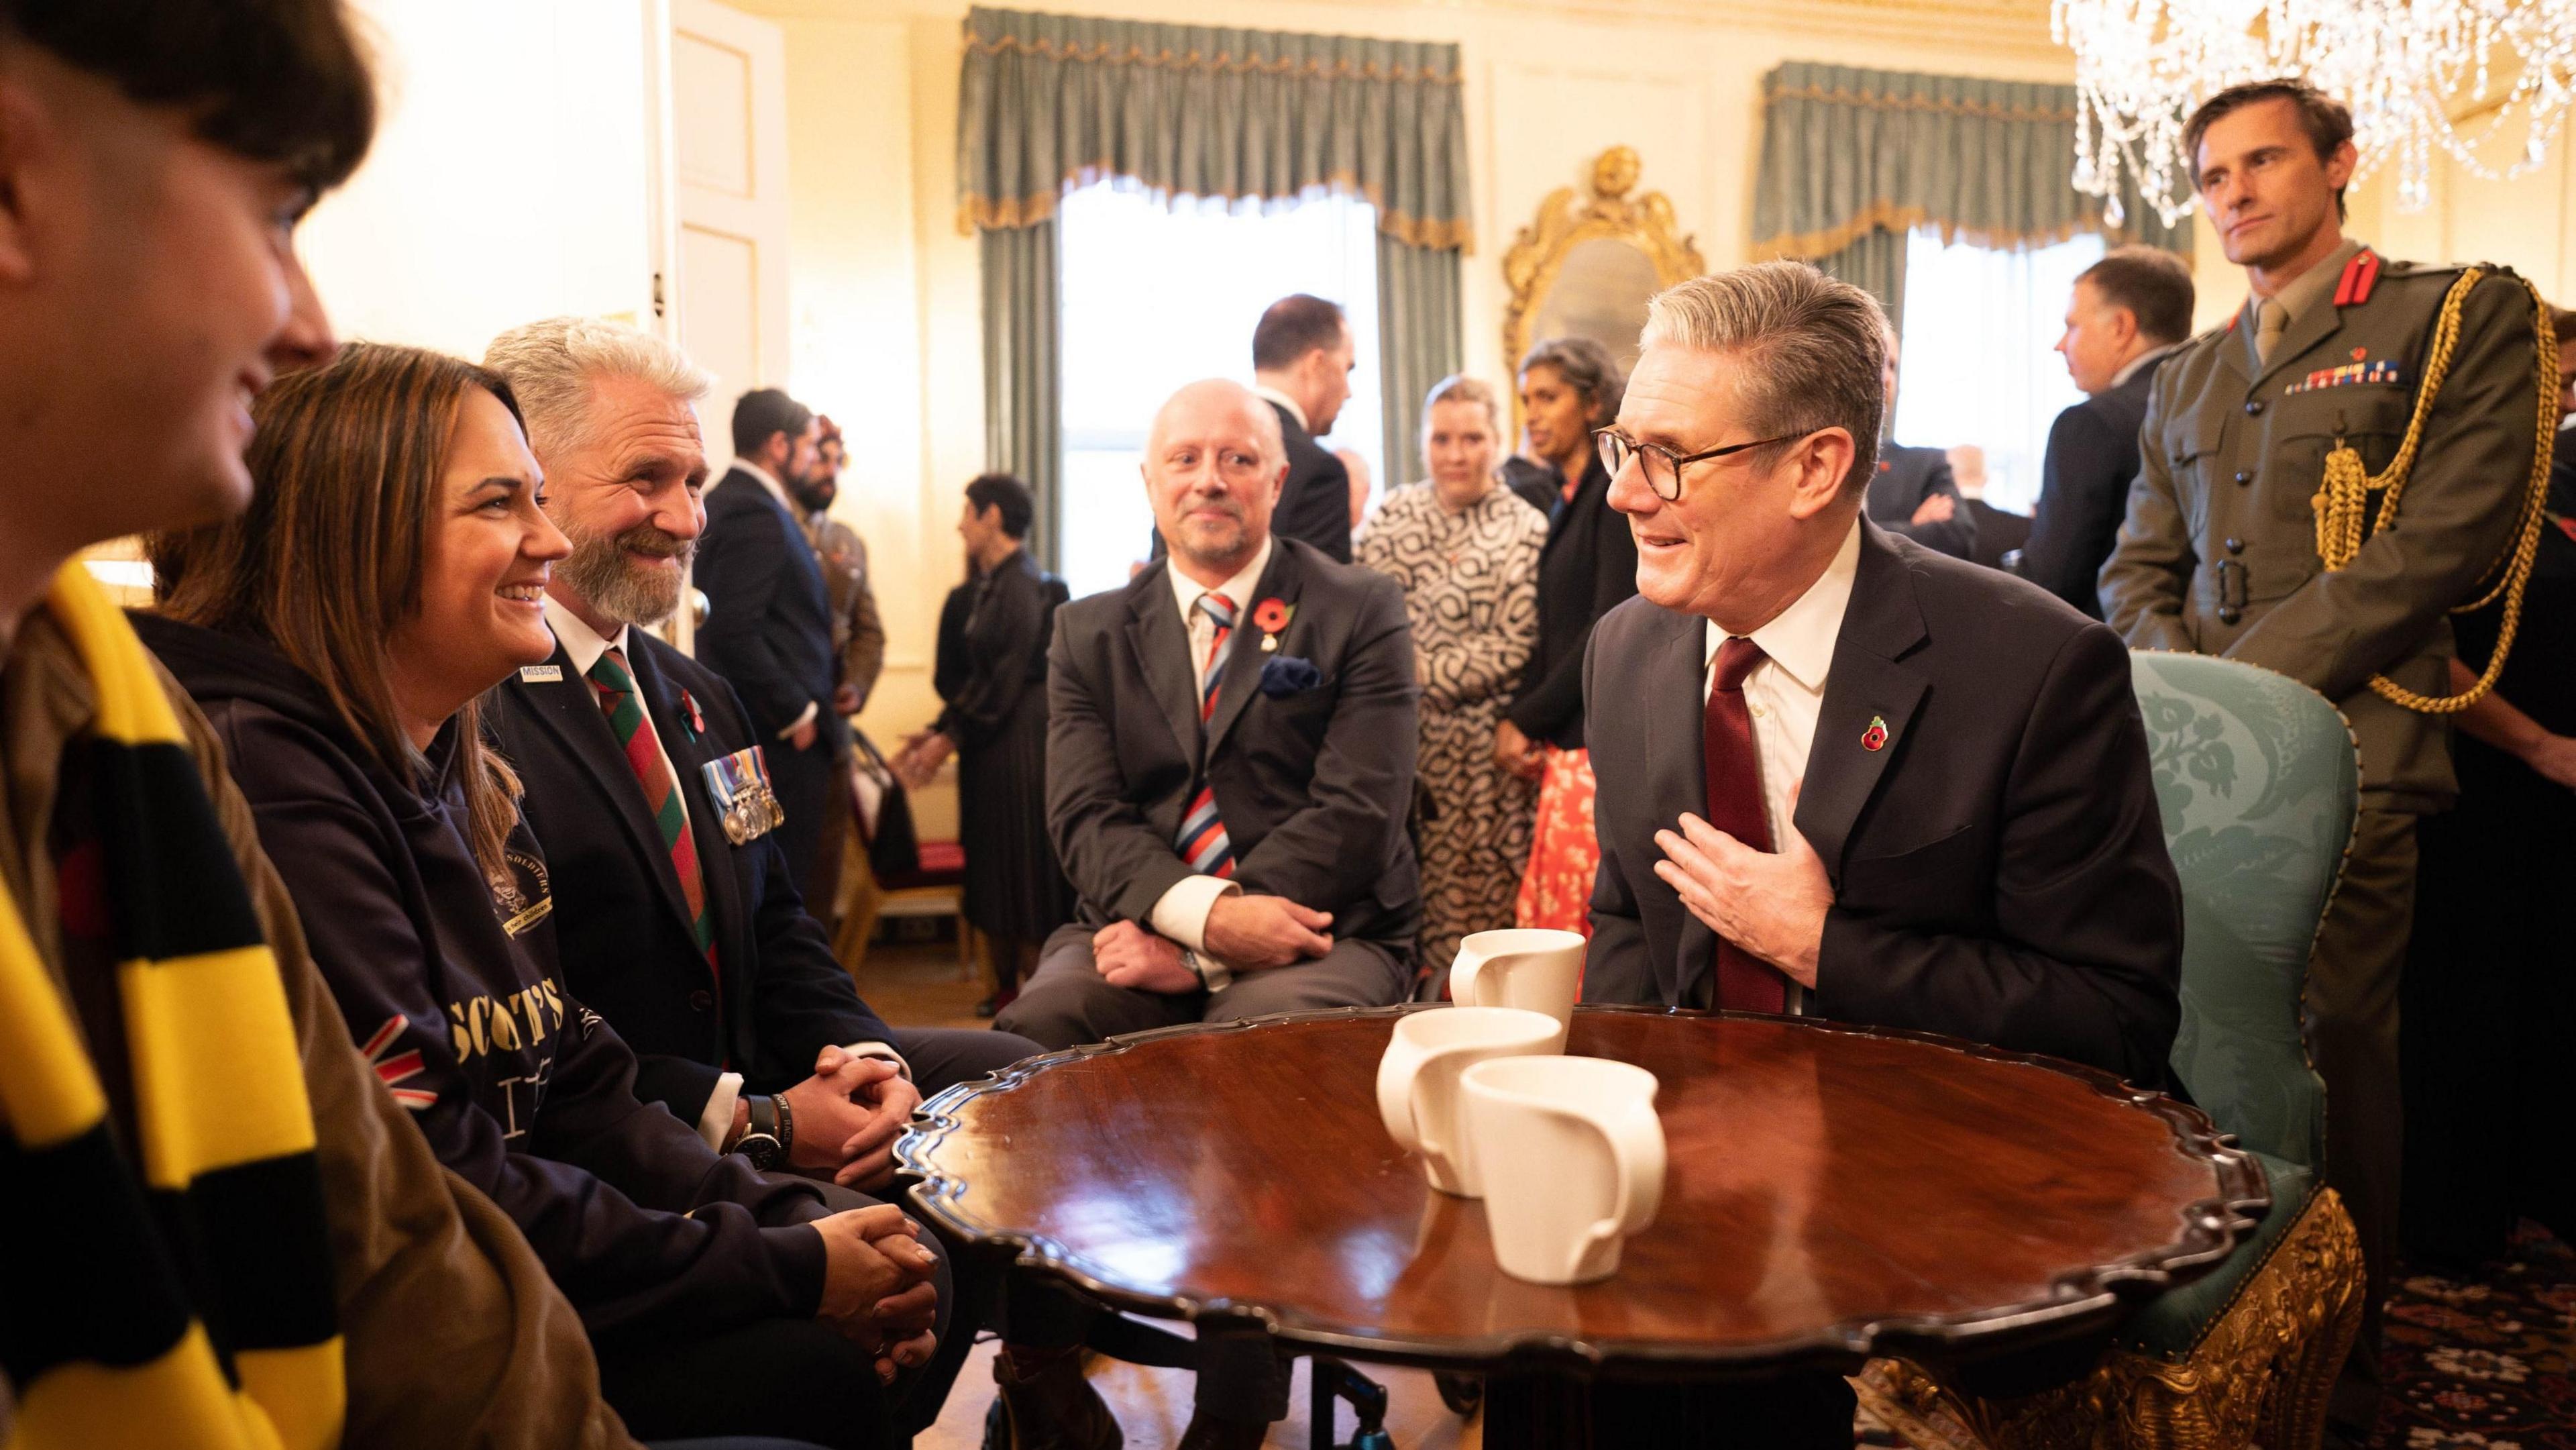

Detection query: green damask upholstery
xmin=2120 ymin=652 xmax=2357 ymax=1357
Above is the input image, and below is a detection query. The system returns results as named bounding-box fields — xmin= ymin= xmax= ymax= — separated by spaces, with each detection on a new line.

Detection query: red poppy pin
xmin=1861 ymin=714 xmax=1889 ymax=752
xmin=679 ymin=688 xmax=706 ymax=739
xmin=1252 ymin=597 xmax=1294 ymax=652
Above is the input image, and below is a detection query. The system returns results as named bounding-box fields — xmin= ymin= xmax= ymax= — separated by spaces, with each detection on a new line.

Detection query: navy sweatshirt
xmin=136 ymin=614 xmax=831 ymax=1347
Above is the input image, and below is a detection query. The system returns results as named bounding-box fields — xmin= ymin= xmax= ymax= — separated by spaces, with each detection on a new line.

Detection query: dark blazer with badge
xmin=1047 ymin=537 xmax=1421 ymax=950
xmin=2025 ymin=354 xmax=2169 ymax=617
xmin=1866 ymin=442 xmax=1978 ymax=561
xmin=2100 ymin=247 xmax=2542 ymax=812
xmin=694 ymin=467 xmax=848 ymax=886
xmin=489 ymin=630 xmax=895 ymax=1128
xmin=1582 ymin=521 xmax=2184 ymax=1086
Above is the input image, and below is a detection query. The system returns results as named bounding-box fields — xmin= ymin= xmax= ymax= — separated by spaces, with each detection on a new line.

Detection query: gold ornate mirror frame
xmin=1501 ymin=146 xmax=1706 ymax=441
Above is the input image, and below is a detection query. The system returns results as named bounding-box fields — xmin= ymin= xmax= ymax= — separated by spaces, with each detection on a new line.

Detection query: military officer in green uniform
xmin=2100 ymin=79 xmax=2548 ymax=1443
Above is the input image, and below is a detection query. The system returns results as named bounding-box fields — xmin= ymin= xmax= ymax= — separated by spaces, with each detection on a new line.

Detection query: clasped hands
xmin=888 ymin=729 xmax=953 ymax=790
xmin=1650 ymin=783 xmax=1833 ymax=988
xmin=810 ymin=1202 xmax=938 ymax=1384
xmin=778 ymin=1045 xmax=920 ymax=1190
xmin=1091 ymin=892 xmax=1335 ymax=993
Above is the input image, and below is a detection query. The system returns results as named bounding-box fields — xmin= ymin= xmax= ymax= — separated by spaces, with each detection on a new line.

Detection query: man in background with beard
xmin=789 ymin=417 xmax=888 ymax=941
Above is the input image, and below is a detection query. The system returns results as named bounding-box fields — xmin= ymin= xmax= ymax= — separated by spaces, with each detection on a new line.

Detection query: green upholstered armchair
xmin=1862 ymin=652 xmax=2370 ymax=1450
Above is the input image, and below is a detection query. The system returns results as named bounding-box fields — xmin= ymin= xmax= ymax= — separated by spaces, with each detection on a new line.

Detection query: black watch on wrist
xmin=737 ymin=1094 xmax=786 ymax=1171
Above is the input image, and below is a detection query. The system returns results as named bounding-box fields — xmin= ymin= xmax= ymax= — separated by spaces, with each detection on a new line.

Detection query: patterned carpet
xmin=2374 ymin=1222 xmax=2576 ymax=1449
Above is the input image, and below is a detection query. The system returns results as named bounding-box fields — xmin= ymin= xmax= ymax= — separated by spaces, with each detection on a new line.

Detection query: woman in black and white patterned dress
xmin=1357 ymin=376 xmax=1548 ymax=986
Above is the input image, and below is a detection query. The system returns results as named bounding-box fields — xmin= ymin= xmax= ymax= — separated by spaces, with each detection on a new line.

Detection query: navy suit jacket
xmin=1581 ymin=520 xmax=2182 ymax=1086
xmin=488 ymin=628 xmax=894 ymax=1127
xmin=2024 ymin=356 xmax=2167 ymax=618
xmin=1865 ymin=442 xmax=1978 ymax=561
xmin=694 ymin=468 xmax=840 ymax=751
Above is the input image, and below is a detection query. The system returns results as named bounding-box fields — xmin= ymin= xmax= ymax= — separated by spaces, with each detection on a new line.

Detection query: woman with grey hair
xmin=1499 ymin=335 xmax=1637 ymax=935
xmin=1356 ymin=376 xmax=1546 ymax=988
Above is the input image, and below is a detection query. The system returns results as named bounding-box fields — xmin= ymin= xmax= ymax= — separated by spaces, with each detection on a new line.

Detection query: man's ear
xmin=0 ymin=76 xmax=54 ymax=287
xmin=1786 ymin=429 xmax=1858 ymax=521
xmin=2324 ymin=138 xmax=2359 ymax=193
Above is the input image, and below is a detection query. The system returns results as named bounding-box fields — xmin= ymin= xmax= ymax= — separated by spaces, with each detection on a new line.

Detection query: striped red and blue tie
xmin=1175 ymin=592 xmax=1236 ymax=878
xmin=589 ymin=646 xmax=718 ymax=965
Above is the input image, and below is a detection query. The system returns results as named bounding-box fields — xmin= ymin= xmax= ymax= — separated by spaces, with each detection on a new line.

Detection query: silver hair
xmin=1640 ymin=261 xmax=1887 ymax=495
xmin=481 ymin=315 xmax=711 ymax=456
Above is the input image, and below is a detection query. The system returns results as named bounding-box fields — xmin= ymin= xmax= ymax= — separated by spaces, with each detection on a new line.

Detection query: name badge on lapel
xmin=700 ymin=746 xmax=787 ymax=846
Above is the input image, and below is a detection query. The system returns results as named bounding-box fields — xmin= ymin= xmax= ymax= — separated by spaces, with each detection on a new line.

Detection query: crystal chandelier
xmin=2055 ymin=0 xmax=2576 ymax=227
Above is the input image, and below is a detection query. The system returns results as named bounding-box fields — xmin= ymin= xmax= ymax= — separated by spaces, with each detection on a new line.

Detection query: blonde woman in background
xmin=1357 ymin=376 xmax=1548 ymax=988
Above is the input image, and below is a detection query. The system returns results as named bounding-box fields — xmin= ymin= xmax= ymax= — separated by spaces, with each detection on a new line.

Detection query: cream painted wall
xmin=302 ymin=0 xmax=659 ymax=354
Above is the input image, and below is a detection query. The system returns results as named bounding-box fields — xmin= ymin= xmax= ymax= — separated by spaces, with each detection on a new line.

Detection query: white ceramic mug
xmin=1375 ymin=1006 xmax=1564 ymax=1196
xmin=1448 ymin=929 xmax=1585 ymax=1051
xmin=1460 ymin=1055 xmax=1666 ymax=1284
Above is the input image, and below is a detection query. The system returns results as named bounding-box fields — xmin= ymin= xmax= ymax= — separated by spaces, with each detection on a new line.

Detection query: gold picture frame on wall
xmin=1501 ymin=146 xmax=1707 ymax=442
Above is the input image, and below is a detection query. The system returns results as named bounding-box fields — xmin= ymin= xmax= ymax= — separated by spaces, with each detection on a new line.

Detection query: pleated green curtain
xmin=1375 ymin=231 xmax=1462 ymax=493
xmin=1754 ymin=62 xmax=2191 ymax=335
xmin=979 ymin=223 xmax=1059 ymax=564
xmin=957 ymin=6 xmax=1473 ymax=553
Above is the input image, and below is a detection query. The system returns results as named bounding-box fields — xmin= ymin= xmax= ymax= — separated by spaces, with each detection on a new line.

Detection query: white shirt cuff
xmin=842 ymin=1041 xmax=910 ymax=1079
xmin=777 ymin=700 xmax=820 ymax=740
xmin=696 ymin=1071 xmax=746 ymax=1151
xmin=1148 ymin=874 xmax=1239 ymax=953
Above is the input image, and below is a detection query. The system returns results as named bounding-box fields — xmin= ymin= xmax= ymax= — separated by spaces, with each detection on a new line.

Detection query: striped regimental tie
xmin=589 ymin=646 xmax=718 ymax=964
xmin=1174 ymin=592 xmax=1236 ymax=878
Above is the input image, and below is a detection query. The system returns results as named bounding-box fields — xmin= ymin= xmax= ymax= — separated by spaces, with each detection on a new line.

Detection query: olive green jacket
xmin=2100 ymin=246 xmax=2543 ymax=812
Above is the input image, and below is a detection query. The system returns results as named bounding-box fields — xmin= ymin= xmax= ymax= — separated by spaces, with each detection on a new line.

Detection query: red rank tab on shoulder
xmin=2332 ymin=248 xmax=2381 ymax=308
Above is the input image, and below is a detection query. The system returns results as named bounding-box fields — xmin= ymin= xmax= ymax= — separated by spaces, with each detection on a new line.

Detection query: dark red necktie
xmin=1704 ymin=636 xmax=1787 ymax=1012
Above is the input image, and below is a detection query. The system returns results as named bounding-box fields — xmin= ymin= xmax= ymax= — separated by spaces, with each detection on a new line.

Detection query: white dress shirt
xmin=1701 ymin=520 xmax=1862 ymax=1013
xmin=543 ymin=594 xmax=902 ymax=1151
xmin=726 ymin=458 xmax=820 ymax=741
xmin=1145 ymin=536 xmax=1275 ymax=974
xmin=1250 ymin=383 xmax=1309 ymax=435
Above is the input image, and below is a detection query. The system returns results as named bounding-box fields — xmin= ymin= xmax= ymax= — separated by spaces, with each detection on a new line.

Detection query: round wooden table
xmin=897 ymin=1005 xmax=2262 ymax=1444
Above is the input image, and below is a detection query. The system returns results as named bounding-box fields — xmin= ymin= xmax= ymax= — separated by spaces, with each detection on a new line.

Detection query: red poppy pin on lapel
xmin=680 ymin=688 xmax=706 ymax=740
xmin=1862 ymin=714 xmax=1888 ymax=752
xmin=1252 ymin=597 xmax=1293 ymax=653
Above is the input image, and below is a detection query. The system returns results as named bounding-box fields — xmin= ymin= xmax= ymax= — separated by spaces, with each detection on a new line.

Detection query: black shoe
xmin=1175 ymin=1414 xmax=1267 ymax=1450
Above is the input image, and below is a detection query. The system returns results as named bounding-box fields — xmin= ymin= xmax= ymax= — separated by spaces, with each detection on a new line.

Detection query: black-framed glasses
xmin=1594 ymin=427 xmax=1809 ymax=501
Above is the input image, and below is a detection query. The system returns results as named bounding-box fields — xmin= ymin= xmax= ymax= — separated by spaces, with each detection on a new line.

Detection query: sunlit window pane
xmin=1890 ymin=229 xmax=2105 ymax=516
xmin=1056 ymin=182 xmax=1383 ymax=600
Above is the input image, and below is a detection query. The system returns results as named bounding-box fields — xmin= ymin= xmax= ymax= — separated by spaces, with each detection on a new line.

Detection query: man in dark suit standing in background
xmin=2023 ymin=246 xmax=2195 ymax=616
xmin=1864 ymin=331 xmax=1978 ymax=560
xmin=1582 ymin=267 xmax=2180 ymax=1445
xmin=1150 ymin=294 xmax=1360 ymax=564
xmin=695 ymin=385 xmax=848 ymax=907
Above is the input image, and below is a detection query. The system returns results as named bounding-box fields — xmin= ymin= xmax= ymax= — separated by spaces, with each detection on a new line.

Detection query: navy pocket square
xmin=1258 ymin=656 xmax=1322 ymax=696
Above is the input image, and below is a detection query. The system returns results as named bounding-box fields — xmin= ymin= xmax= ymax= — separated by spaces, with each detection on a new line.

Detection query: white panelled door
xmin=659 ymin=0 xmax=790 ymax=653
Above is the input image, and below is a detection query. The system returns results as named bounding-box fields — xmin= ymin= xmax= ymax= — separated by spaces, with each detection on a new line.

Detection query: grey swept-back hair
xmin=482 ymin=315 xmax=712 ymax=457
xmin=1640 ymin=261 xmax=1886 ymax=496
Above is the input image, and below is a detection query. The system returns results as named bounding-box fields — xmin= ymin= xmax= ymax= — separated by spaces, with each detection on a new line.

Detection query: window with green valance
xmin=1752 ymin=61 xmax=2192 ymax=331
xmin=957 ymin=7 xmax=1476 ymax=552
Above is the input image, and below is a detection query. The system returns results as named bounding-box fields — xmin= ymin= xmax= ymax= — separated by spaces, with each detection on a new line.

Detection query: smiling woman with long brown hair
xmin=138 ymin=341 xmax=937 ymax=1450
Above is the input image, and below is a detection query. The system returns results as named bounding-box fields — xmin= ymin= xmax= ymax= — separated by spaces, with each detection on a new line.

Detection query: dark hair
xmin=731 ymin=386 xmax=812 ymax=459
xmin=2553 ymin=305 xmax=2576 ymax=345
xmin=0 ymin=0 xmax=376 ymax=195
xmin=1252 ymin=294 xmax=1348 ymax=372
xmin=2078 ymin=246 xmax=2197 ymax=344
xmin=148 ymin=343 xmax=528 ymax=884
xmin=2182 ymin=79 xmax=2356 ymax=219
xmin=1518 ymin=335 xmax=1626 ymax=427
xmin=964 ymin=472 xmax=1034 ymax=541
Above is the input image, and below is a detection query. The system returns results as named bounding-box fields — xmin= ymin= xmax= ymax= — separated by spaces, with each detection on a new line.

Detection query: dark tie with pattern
xmin=1173 ymin=592 xmax=1236 ymax=878
xmin=589 ymin=646 xmax=717 ymax=966
xmin=1704 ymin=635 xmax=1786 ymax=1012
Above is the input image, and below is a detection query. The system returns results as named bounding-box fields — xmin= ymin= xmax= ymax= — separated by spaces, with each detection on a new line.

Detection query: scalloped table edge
xmin=893 ymin=1002 xmax=2267 ymax=1376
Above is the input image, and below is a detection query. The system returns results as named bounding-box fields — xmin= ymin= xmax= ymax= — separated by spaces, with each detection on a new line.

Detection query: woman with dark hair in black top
xmin=1497 ymin=336 xmax=1638 ymax=934
xmin=897 ymin=474 xmax=1073 ymax=1016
